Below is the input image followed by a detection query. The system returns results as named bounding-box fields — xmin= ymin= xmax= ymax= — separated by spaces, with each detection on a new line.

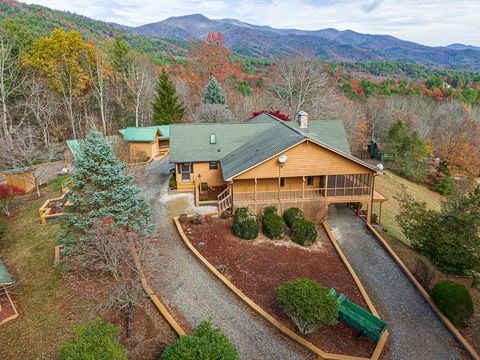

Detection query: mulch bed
xmin=0 ymin=289 xmax=16 ymax=323
xmin=182 ymin=216 xmax=377 ymax=358
xmin=199 ymin=186 xmax=226 ymax=201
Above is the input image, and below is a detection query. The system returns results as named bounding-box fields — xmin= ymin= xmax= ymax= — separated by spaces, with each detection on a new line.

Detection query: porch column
xmin=324 ymin=175 xmax=328 ymax=198
xmin=366 ymin=175 xmax=375 ymax=224
xmin=379 ymin=203 xmax=382 ymax=226
xmin=254 ymin=178 xmax=258 ymax=214
xmin=302 ymin=176 xmax=305 ymax=199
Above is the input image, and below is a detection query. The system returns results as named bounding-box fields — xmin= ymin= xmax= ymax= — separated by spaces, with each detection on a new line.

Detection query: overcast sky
xmin=25 ymin=0 xmax=480 ymax=46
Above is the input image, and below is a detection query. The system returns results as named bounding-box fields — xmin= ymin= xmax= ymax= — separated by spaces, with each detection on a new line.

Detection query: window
xmin=209 ymin=162 xmax=218 ymax=170
xmin=210 ymin=133 xmax=217 ymax=144
xmin=307 ymin=176 xmax=314 ymax=186
xmin=280 ymin=177 xmax=285 ymax=187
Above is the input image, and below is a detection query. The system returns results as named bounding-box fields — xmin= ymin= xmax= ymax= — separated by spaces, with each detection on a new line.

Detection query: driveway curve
xmin=328 ymin=204 xmax=466 ymax=360
xmin=139 ymin=157 xmax=307 ymax=360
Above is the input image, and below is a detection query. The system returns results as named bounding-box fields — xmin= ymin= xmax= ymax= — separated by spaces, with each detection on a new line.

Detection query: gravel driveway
xmin=328 ymin=204 xmax=465 ymax=360
xmin=139 ymin=157 xmax=308 ymax=360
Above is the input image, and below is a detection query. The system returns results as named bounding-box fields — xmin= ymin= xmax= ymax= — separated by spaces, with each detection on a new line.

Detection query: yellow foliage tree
xmin=25 ymin=29 xmax=96 ymax=138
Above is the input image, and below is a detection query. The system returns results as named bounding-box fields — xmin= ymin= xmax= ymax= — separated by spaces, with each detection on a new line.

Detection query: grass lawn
xmin=0 ymin=185 xmax=98 ymax=359
xmin=373 ymin=170 xmax=480 ymax=354
xmin=374 ymin=170 xmax=443 ymax=244
xmin=0 ymin=182 xmax=177 ymax=359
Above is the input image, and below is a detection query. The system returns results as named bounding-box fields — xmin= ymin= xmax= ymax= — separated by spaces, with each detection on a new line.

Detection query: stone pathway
xmin=328 ymin=204 xmax=466 ymax=360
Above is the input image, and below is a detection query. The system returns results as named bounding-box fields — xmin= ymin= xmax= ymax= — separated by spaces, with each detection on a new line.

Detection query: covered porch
xmin=231 ymin=173 xmax=375 ymax=203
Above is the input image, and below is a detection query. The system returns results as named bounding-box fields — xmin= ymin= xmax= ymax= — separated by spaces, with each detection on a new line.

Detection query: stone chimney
xmin=297 ymin=111 xmax=308 ymax=129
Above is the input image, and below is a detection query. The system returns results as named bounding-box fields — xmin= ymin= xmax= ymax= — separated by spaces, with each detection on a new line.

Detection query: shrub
xmin=59 ymin=318 xmax=127 ymax=360
xmin=283 ymin=207 xmax=304 ymax=228
xmin=276 ymin=278 xmax=338 ymax=334
xmin=263 ymin=205 xmax=277 ymax=217
xmin=169 ymin=175 xmax=177 ymax=190
xmin=431 ymin=281 xmax=474 ymax=326
xmin=160 ymin=320 xmax=239 ymax=360
xmin=413 ymin=257 xmax=435 ymax=290
xmin=291 ymin=219 xmax=317 ymax=246
xmin=192 ymin=213 xmax=205 ymax=224
xmin=232 ymin=208 xmax=259 ymax=240
xmin=200 ymin=182 xmax=209 ymax=191
xmin=0 ymin=219 xmax=6 ymax=240
xmin=263 ymin=213 xmax=286 ymax=239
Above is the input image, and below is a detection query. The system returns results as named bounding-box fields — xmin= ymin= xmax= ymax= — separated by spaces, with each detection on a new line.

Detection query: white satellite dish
xmin=278 ymin=155 xmax=288 ymax=164
xmin=376 ymin=163 xmax=384 ymax=171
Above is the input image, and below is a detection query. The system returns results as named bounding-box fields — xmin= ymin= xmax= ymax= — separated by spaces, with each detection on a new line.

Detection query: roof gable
xmin=122 ymin=127 xmax=160 ymax=142
xmin=221 ymin=124 xmax=304 ymax=180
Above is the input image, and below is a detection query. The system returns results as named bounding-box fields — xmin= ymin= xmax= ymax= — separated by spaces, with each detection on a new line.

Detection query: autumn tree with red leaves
xmin=0 ymin=184 xmax=23 ymax=216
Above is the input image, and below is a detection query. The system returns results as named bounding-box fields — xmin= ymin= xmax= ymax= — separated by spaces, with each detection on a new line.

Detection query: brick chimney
xmin=296 ymin=111 xmax=308 ymax=129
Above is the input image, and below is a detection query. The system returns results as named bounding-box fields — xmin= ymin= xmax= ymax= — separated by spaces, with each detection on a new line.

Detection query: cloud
xmin=361 ymin=0 xmax=383 ymax=13
xmin=24 ymin=0 xmax=480 ymax=47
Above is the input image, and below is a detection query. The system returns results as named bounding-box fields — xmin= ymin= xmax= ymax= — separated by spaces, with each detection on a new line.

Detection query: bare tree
xmin=0 ymin=30 xmax=25 ymax=146
xmin=193 ymin=103 xmax=235 ymax=123
xmin=23 ymin=77 xmax=60 ymax=148
xmin=0 ymin=127 xmax=61 ymax=196
xmin=88 ymin=47 xmax=113 ymax=134
xmin=123 ymin=53 xmax=155 ymax=127
xmin=103 ymin=275 xmax=146 ymax=338
xmin=271 ymin=53 xmax=333 ymax=118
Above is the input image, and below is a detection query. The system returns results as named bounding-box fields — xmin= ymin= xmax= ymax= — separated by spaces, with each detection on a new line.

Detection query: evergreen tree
xmin=153 ymin=69 xmax=185 ymax=124
xmin=203 ymin=77 xmax=227 ymax=105
xmin=60 ymin=131 xmax=154 ymax=251
xmin=431 ymin=160 xmax=454 ymax=195
xmin=386 ymin=120 xmax=429 ymax=182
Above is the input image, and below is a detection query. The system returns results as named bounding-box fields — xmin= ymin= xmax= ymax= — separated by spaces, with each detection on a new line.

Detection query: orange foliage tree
xmin=437 ymin=118 xmax=480 ymax=176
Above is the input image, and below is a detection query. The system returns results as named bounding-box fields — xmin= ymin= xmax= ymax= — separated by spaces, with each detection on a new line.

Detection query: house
xmin=3 ymin=168 xmax=35 ymax=193
xmin=118 ymin=125 xmax=170 ymax=162
xmin=65 ymin=126 xmax=169 ymax=168
xmin=170 ymin=112 xmax=387 ymax=223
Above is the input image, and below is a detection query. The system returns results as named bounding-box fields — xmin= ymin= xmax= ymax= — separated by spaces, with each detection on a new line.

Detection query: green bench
xmin=328 ymin=288 xmax=387 ymax=342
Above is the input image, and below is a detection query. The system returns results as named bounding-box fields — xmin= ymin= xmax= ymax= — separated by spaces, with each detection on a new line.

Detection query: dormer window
xmin=210 ymin=133 xmax=217 ymax=144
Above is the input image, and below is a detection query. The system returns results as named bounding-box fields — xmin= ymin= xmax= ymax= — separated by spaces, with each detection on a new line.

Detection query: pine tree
xmin=203 ymin=77 xmax=227 ymax=105
xmin=60 ymin=131 xmax=154 ymax=251
xmin=153 ymin=69 xmax=185 ymax=124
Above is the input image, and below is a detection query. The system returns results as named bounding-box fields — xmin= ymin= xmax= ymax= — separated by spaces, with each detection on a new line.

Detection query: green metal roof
xmin=66 ymin=135 xmax=120 ymax=160
xmin=0 ymin=259 xmax=14 ymax=285
xmin=169 ymin=122 xmax=276 ymax=163
xmin=221 ymin=123 xmax=304 ymax=180
xmin=120 ymin=125 xmax=169 ymax=142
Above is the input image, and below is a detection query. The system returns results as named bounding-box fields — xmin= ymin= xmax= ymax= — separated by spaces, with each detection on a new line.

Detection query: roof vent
xmin=210 ymin=133 xmax=217 ymax=144
xmin=296 ymin=111 xmax=308 ymax=129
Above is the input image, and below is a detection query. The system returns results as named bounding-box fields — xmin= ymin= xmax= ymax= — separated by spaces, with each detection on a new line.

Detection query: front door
xmin=180 ymin=163 xmax=192 ymax=182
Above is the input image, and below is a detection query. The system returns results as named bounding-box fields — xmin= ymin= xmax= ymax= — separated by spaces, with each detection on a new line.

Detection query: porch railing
xmin=234 ymin=188 xmax=326 ymax=203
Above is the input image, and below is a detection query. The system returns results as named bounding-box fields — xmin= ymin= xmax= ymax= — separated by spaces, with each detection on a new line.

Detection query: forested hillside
xmin=0 ymin=0 xmax=479 ymax=184
xmin=0 ymin=0 xmax=190 ymax=64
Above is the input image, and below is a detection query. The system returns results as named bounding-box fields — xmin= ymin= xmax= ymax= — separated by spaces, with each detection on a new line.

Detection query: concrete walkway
xmin=139 ymin=157 xmax=307 ymax=360
xmin=328 ymin=204 xmax=465 ymax=360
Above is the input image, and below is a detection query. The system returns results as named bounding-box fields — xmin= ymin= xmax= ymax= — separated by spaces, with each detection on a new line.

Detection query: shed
xmin=3 ymin=168 xmax=35 ymax=193
xmin=119 ymin=125 xmax=170 ymax=162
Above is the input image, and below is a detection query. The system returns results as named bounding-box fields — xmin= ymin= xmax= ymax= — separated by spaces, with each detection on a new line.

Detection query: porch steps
xmin=217 ymin=187 xmax=232 ymax=212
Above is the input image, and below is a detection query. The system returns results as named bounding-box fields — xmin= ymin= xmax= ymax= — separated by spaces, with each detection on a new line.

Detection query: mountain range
xmin=1 ymin=1 xmax=480 ymax=72
xmin=130 ymin=14 xmax=480 ymax=71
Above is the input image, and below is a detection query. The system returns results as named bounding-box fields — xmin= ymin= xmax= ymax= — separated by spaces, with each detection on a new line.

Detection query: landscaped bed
xmin=181 ymin=215 xmax=379 ymax=358
xmin=0 ymin=288 xmax=17 ymax=324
